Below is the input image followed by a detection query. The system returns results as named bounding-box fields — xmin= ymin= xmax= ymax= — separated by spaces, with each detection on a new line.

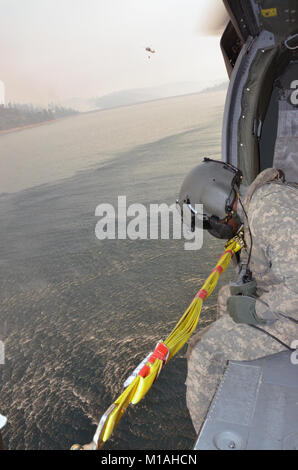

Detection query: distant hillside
xmin=92 ymin=87 xmax=159 ymax=110
xmin=199 ymin=82 xmax=228 ymax=94
xmin=91 ymin=81 xmax=228 ymax=111
xmin=64 ymin=81 xmax=228 ymax=112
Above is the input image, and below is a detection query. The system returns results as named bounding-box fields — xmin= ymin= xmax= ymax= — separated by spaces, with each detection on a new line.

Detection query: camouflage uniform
xmin=186 ymin=168 xmax=298 ymax=434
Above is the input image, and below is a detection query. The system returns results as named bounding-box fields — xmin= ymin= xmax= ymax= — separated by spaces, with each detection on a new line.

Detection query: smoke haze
xmin=0 ymin=0 xmax=227 ymax=105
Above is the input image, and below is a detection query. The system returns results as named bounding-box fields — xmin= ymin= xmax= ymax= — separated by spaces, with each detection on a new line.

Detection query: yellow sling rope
xmin=72 ymin=232 xmax=244 ymax=450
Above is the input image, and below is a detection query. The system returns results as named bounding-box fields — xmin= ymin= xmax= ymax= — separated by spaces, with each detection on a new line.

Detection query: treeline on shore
xmin=0 ymin=103 xmax=78 ymax=131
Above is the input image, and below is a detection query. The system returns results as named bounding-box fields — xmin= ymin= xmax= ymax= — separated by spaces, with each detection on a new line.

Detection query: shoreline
xmin=0 ymin=118 xmax=59 ymax=136
xmin=0 ymin=88 xmax=228 ymax=136
xmin=0 ymin=113 xmax=79 ymax=137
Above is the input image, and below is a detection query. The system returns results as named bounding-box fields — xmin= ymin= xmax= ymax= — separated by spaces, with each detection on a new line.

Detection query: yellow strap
xmin=75 ymin=236 xmax=243 ymax=449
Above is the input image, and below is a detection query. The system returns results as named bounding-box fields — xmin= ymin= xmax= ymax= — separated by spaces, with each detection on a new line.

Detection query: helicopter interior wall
xmin=259 ymin=60 xmax=298 ymax=180
xmin=259 ymin=87 xmax=280 ymax=171
xmin=237 ymin=46 xmax=278 ymax=184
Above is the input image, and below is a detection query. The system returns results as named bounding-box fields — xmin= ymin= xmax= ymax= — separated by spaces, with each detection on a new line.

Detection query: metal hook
xmin=285 ymin=34 xmax=298 ymax=50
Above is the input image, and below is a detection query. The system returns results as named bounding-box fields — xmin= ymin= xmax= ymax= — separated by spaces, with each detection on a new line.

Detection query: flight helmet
xmin=177 ymin=158 xmax=243 ymax=239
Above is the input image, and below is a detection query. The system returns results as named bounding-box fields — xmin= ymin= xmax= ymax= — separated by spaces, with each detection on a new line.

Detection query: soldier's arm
xmin=227 ymin=184 xmax=298 ymax=325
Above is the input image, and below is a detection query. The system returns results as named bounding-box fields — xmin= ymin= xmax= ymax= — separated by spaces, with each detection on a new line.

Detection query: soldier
xmin=177 ymin=158 xmax=298 ymax=435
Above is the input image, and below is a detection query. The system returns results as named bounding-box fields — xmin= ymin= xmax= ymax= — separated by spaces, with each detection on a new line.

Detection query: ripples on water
xmin=0 ymin=92 xmax=234 ymax=449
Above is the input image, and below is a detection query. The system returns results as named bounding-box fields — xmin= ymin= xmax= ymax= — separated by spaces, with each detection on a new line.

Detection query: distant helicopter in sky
xmin=145 ymin=46 xmax=156 ymax=59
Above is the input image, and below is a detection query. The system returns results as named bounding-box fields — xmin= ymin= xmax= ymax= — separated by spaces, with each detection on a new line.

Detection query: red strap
xmin=195 ymin=289 xmax=208 ymax=300
xmin=212 ymin=265 xmax=223 ymax=274
xmin=218 ymin=250 xmax=233 ymax=264
xmin=148 ymin=343 xmax=169 ymax=364
xmin=138 ymin=365 xmax=151 ymax=378
xmin=138 ymin=343 xmax=169 ymax=378
xmin=225 ymin=250 xmax=234 ymax=256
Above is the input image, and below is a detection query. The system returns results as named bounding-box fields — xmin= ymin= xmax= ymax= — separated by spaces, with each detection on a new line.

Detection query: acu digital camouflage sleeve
xmin=247 ymin=181 xmax=298 ymax=322
xmin=185 ymin=176 xmax=298 ymax=434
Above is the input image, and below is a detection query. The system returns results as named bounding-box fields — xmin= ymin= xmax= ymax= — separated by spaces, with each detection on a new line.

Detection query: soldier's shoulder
xmin=251 ymin=181 xmax=298 ymax=209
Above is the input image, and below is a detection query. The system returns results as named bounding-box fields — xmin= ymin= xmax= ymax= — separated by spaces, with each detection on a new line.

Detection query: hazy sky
xmin=0 ymin=0 xmax=228 ymax=105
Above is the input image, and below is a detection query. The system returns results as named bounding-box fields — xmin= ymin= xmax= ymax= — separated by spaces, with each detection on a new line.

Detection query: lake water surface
xmin=0 ymin=91 xmax=234 ymax=450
